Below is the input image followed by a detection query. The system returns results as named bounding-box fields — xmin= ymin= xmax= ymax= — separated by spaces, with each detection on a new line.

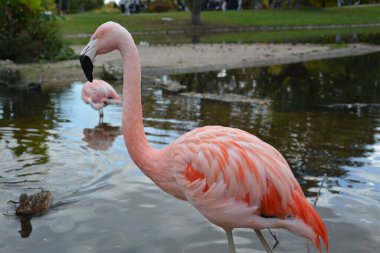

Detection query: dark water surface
xmin=1 ymin=53 xmax=380 ymax=252
xmin=130 ymin=27 xmax=380 ymax=45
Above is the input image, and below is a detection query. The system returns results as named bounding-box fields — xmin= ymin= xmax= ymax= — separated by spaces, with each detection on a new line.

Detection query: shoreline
xmin=65 ymin=22 xmax=380 ymax=39
xmin=15 ymin=43 xmax=380 ymax=86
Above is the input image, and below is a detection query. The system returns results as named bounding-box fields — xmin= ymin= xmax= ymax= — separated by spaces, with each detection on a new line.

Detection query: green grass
xmin=59 ymin=6 xmax=380 ymax=36
xmin=328 ymin=43 xmax=349 ymax=49
xmin=202 ymin=7 xmax=380 ymax=27
xmin=58 ymin=12 xmax=191 ymax=34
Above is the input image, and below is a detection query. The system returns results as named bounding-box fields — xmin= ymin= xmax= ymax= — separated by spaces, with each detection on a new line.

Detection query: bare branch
xmin=313 ymin=173 xmax=327 ymax=207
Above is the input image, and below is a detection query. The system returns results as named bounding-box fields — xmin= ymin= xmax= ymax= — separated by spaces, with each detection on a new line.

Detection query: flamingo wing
xmin=81 ymin=84 xmax=106 ymax=110
xmin=170 ymin=126 xmax=328 ymax=252
xmin=101 ymin=81 xmax=122 ymax=101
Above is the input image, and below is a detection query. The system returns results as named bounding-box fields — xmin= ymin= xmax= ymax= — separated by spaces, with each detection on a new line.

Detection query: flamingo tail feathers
xmin=289 ymin=190 xmax=329 ymax=253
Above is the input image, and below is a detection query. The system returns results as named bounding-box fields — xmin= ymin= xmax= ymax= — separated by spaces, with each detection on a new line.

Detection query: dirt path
xmin=17 ymin=43 xmax=380 ymax=86
xmin=72 ymin=43 xmax=380 ymax=75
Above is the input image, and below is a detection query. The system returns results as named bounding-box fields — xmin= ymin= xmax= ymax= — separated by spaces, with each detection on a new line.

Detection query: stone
xmin=163 ymin=80 xmax=186 ymax=93
xmin=0 ymin=60 xmax=22 ymax=87
xmin=155 ymin=77 xmax=186 ymax=93
xmin=181 ymin=92 xmax=271 ymax=105
xmin=103 ymin=61 xmax=123 ymax=80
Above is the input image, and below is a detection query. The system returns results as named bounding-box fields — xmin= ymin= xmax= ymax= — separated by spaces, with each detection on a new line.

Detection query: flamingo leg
xmin=98 ymin=109 xmax=104 ymax=123
xmin=225 ymin=230 xmax=236 ymax=253
xmin=267 ymin=229 xmax=279 ymax=250
xmin=254 ymin=229 xmax=274 ymax=253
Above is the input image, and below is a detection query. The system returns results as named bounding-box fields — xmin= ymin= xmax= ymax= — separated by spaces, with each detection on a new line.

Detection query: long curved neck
xmin=118 ymin=31 xmax=160 ymax=175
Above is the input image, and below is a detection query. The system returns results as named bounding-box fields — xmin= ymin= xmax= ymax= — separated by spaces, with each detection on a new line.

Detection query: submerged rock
xmin=28 ymin=82 xmax=42 ymax=92
xmin=155 ymin=78 xmax=186 ymax=93
xmin=181 ymin=92 xmax=271 ymax=105
xmin=0 ymin=60 xmax=22 ymax=87
xmin=164 ymin=80 xmax=186 ymax=93
xmin=16 ymin=191 xmax=52 ymax=217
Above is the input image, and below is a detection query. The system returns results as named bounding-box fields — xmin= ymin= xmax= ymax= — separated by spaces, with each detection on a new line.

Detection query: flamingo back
xmin=82 ymin=79 xmax=121 ymax=105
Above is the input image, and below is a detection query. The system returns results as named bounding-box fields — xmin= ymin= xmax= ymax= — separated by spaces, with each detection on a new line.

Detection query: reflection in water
xmin=174 ymin=52 xmax=380 ymax=109
xmin=82 ymin=123 xmax=122 ymax=151
xmin=1 ymin=53 xmax=380 ymax=252
xmin=18 ymin=218 xmax=32 ymax=238
xmin=0 ymin=88 xmax=62 ymax=168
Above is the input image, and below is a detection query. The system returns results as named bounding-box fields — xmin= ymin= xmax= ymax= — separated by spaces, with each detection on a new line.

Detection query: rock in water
xmin=103 ymin=61 xmax=123 ymax=80
xmin=0 ymin=60 xmax=22 ymax=87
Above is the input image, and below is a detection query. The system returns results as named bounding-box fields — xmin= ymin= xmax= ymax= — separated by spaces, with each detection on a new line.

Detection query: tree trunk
xmin=80 ymin=0 xmax=85 ymax=12
xmin=190 ymin=0 xmax=203 ymax=25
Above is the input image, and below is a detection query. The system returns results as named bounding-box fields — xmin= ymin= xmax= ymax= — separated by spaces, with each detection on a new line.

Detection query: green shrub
xmin=148 ymin=0 xmax=176 ymax=12
xmin=0 ymin=1 xmax=76 ymax=63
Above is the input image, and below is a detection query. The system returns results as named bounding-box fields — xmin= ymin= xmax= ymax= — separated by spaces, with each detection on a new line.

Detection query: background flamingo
xmin=79 ymin=22 xmax=328 ymax=253
xmin=81 ymin=79 xmax=122 ymax=120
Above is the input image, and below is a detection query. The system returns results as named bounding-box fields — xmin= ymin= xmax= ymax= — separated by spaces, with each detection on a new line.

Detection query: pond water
xmin=1 ymin=53 xmax=380 ymax=252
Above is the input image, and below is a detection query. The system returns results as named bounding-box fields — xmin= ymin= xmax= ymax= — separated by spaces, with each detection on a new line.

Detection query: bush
xmin=0 ymin=1 xmax=76 ymax=63
xmin=148 ymin=0 xmax=177 ymax=12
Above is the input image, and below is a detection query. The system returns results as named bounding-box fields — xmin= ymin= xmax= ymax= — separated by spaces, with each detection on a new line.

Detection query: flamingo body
xmin=81 ymin=79 xmax=121 ymax=111
xmin=165 ymin=126 xmax=327 ymax=251
xmin=79 ymin=22 xmax=328 ymax=253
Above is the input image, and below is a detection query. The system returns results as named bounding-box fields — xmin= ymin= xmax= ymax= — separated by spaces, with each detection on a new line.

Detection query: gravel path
xmin=74 ymin=43 xmax=380 ymax=75
xmin=17 ymin=43 xmax=380 ymax=85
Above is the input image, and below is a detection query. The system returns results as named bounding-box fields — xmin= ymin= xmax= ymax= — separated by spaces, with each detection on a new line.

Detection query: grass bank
xmin=66 ymin=27 xmax=380 ymax=45
xmin=59 ymin=6 xmax=380 ymax=35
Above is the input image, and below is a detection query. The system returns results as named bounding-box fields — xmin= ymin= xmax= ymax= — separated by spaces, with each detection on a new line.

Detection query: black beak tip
xmin=80 ymin=54 xmax=93 ymax=82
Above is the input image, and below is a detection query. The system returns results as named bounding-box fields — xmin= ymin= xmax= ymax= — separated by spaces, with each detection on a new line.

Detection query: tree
xmin=0 ymin=0 xmax=75 ymax=62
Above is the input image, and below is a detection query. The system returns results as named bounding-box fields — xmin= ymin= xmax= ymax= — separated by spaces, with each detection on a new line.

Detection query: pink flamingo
xmin=79 ymin=22 xmax=328 ymax=253
xmin=81 ymin=79 xmax=122 ymax=119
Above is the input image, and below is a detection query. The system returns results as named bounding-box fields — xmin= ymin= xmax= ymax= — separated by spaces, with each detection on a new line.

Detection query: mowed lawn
xmin=59 ymin=5 xmax=380 ymax=35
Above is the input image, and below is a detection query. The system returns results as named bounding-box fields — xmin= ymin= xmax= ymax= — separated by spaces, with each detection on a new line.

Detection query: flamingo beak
xmin=80 ymin=54 xmax=93 ymax=82
xmin=80 ymin=39 xmax=97 ymax=82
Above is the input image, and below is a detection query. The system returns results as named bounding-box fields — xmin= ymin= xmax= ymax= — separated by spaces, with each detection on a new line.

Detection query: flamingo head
xmin=80 ymin=22 xmax=125 ymax=82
